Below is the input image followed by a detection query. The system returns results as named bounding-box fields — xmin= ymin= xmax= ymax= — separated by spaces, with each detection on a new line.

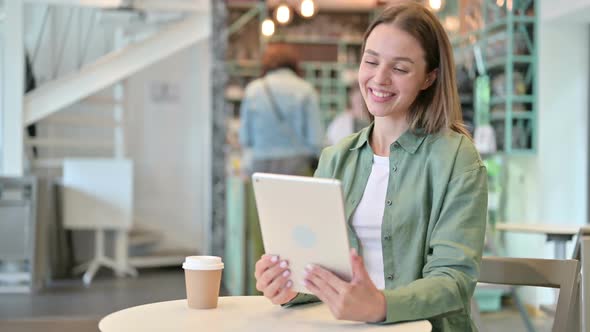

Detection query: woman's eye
xmin=364 ymin=61 xmax=378 ymax=66
xmin=394 ymin=68 xmax=408 ymax=73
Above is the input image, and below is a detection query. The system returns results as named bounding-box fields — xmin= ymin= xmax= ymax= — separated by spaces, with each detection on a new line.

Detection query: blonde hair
xmin=361 ymin=1 xmax=470 ymax=138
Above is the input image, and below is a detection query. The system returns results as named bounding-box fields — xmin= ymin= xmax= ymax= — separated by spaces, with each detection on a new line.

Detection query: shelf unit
xmin=452 ymin=0 xmax=537 ymax=154
xmin=225 ymin=3 xmax=371 ymax=126
xmin=448 ymin=1 xmax=538 ymax=318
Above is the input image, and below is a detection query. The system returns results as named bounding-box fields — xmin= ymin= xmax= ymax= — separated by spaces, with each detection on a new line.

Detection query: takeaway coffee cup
xmin=183 ymin=256 xmax=224 ymax=309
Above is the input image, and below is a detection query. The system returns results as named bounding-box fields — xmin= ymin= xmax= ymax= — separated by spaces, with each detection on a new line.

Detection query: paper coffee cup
xmin=183 ymin=256 xmax=224 ymax=309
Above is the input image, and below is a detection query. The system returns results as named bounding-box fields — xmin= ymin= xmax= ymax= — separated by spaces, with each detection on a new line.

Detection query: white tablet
xmin=252 ymin=172 xmax=352 ymax=294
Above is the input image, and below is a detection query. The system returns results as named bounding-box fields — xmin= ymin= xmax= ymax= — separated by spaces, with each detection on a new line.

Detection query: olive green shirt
xmin=286 ymin=123 xmax=487 ymax=332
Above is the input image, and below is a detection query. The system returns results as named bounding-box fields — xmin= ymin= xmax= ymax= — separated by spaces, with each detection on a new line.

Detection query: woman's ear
xmin=421 ymin=69 xmax=438 ymax=90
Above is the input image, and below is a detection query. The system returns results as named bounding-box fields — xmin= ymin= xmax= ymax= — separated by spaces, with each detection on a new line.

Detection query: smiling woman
xmin=358 ymin=3 xmax=469 ymax=145
xmin=359 ymin=24 xmax=434 ymax=139
xmin=253 ymin=2 xmax=487 ymax=332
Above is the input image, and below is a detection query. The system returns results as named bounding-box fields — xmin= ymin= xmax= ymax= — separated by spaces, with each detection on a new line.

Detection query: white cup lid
xmin=182 ymin=256 xmax=224 ymax=270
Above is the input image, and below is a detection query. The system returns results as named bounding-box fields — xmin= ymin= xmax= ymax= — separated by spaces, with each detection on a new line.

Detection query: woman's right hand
xmin=254 ymin=254 xmax=298 ymax=305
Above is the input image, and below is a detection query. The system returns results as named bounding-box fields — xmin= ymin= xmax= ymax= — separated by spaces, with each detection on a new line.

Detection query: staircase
xmin=1 ymin=0 xmax=211 ymax=285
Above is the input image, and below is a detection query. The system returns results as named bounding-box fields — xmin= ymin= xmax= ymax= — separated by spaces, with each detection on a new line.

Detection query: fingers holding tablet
xmin=254 ymin=254 xmax=278 ymax=279
xmin=268 ymin=273 xmax=297 ymax=305
xmin=260 ymin=258 xmax=289 ymax=296
xmin=255 ymin=255 xmax=297 ymax=304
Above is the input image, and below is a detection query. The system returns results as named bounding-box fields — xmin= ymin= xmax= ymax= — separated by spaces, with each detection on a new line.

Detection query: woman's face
xmin=358 ymin=23 xmax=435 ymax=120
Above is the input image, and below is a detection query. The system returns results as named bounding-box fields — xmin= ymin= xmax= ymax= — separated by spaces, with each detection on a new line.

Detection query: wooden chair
xmin=571 ymin=227 xmax=590 ymax=332
xmin=477 ymin=256 xmax=580 ymax=332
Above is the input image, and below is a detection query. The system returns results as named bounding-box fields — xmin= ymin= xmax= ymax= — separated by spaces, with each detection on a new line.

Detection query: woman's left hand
xmin=302 ymin=248 xmax=387 ymax=323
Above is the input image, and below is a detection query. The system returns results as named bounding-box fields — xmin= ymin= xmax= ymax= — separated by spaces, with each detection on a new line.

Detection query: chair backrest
xmin=571 ymin=227 xmax=590 ymax=332
xmin=479 ymin=256 xmax=580 ymax=332
xmin=572 ymin=226 xmax=590 ymax=260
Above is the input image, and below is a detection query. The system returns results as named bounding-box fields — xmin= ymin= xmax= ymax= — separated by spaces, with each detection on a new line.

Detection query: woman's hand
xmin=303 ymin=248 xmax=386 ymax=323
xmin=254 ymin=254 xmax=298 ymax=305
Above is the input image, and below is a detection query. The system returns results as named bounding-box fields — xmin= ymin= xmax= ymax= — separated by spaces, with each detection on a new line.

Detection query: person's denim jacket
xmin=285 ymin=123 xmax=488 ymax=332
xmin=239 ymin=68 xmax=324 ymax=161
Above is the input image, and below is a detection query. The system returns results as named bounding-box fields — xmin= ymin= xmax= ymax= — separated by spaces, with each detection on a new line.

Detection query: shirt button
xmin=387 ymin=274 xmax=394 ymax=280
xmin=384 ymin=235 xmax=391 ymax=241
xmin=392 ymin=165 xmax=397 ymax=172
xmin=386 ymin=200 xmax=392 ymax=206
xmin=393 ymin=142 xmax=400 ymax=148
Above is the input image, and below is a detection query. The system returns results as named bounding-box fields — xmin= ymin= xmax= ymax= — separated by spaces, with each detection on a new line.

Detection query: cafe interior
xmin=0 ymin=0 xmax=589 ymax=331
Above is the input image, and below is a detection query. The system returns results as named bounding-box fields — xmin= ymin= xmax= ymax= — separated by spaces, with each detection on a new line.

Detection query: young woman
xmin=254 ymin=2 xmax=487 ymax=331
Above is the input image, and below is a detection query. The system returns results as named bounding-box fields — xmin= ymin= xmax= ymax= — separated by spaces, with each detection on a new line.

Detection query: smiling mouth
xmin=369 ymin=88 xmax=396 ymax=100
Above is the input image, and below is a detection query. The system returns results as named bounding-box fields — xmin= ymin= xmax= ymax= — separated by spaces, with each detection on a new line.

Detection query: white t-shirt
xmin=351 ymin=154 xmax=389 ymax=289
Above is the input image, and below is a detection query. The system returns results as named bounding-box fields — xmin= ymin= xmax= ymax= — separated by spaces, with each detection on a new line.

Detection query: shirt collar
xmin=397 ymin=128 xmax=427 ymax=154
xmin=267 ymin=68 xmax=296 ymax=77
xmin=350 ymin=122 xmax=427 ymax=154
xmin=350 ymin=123 xmax=372 ymax=151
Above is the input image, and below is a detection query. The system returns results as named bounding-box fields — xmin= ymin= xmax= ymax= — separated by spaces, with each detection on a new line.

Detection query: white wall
xmin=537 ymin=23 xmax=588 ymax=225
xmin=0 ymin=15 xmax=3 ymax=161
xmin=22 ymin=4 xmax=212 ymax=255
xmin=503 ymin=1 xmax=589 ymax=305
xmin=540 ymin=0 xmax=590 ymax=22
xmin=126 ymin=40 xmax=211 ymax=253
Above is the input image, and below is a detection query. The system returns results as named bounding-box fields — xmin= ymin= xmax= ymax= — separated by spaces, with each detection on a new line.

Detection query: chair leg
xmin=471 ymin=298 xmax=484 ymax=332
xmin=569 ymin=280 xmax=581 ymax=332
xmin=581 ymin=236 xmax=590 ymax=332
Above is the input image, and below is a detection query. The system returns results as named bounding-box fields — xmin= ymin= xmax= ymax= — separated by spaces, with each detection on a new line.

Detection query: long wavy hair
xmin=361 ymin=1 xmax=470 ymax=138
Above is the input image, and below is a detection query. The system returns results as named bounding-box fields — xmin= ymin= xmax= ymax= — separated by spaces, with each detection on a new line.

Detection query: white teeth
xmin=371 ymin=89 xmax=393 ymax=98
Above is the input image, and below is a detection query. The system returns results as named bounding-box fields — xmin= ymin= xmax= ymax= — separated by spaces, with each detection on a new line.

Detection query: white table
xmin=495 ymin=223 xmax=579 ymax=259
xmin=99 ymin=296 xmax=432 ymax=332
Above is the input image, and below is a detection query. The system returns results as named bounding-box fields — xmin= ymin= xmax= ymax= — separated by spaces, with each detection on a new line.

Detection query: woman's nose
xmin=373 ymin=65 xmax=392 ymax=85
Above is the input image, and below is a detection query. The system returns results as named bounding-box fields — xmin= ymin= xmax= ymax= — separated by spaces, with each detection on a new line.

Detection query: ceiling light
xmin=444 ymin=16 xmax=459 ymax=32
xmin=428 ymin=0 xmax=445 ymax=12
xmin=261 ymin=18 xmax=275 ymax=37
xmin=275 ymin=4 xmax=291 ymax=25
xmin=300 ymin=0 xmax=316 ymax=18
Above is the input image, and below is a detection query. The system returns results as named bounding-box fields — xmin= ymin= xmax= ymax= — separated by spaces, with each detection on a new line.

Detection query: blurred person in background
xmin=325 ymin=84 xmax=370 ymax=146
xmin=239 ymin=44 xmax=324 ymax=176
